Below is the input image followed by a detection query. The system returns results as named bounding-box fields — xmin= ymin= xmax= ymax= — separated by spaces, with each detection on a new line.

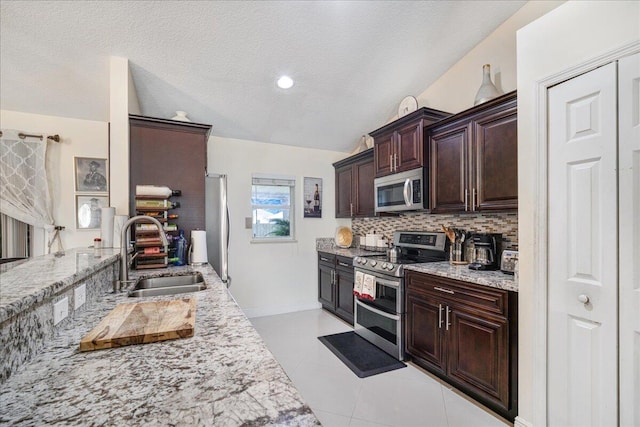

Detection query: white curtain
xmin=0 ymin=129 xmax=54 ymax=233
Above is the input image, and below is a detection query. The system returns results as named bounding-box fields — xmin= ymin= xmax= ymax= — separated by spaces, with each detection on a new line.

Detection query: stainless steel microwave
xmin=374 ymin=168 xmax=425 ymax=213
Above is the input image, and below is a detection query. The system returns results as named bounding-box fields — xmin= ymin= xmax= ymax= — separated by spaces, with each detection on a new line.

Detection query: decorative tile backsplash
xmin=352 ymin=212 xmax=518 ymax=250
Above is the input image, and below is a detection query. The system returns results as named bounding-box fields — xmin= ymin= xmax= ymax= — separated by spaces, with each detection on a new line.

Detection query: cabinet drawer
xmin=406 ymin=271 xmax=507 ymax=317
xmin=318 ymin=252 xmax=336 ymax=265
xmin=336 ymin=256 xmax=353 ymax=271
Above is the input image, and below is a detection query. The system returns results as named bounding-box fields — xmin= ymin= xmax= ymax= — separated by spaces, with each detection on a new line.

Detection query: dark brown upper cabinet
xmin=370 ymin=107 xmax=451 ymax=178
xmin=334 ymin=148 xmax=375 ymax=218
xmin=129 ymin=115 xmax=212 ymax=240
xmin=428 ymin=91 xmax=518 ymax=213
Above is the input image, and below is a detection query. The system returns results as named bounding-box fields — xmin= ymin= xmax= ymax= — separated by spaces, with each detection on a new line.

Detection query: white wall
xmin=109 ymin=56 xmax=133 ymax=215
xmin=0 ymin=110 xmax=109 ymax=252
xmin=208 ymin=135 xmax=350 ymax=317
xmin=516 ymin=2 xmax=640 ymax=426
xmin=414 ymin=0 xmax=563 ymax=114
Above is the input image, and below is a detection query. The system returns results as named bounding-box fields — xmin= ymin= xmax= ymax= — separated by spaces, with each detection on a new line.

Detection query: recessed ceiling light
xmin=277 ymin=75 xmax=294 ymax=89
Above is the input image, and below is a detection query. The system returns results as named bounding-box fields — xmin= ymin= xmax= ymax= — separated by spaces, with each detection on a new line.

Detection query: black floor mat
xmin=318 ymin=331 xmax=406 ymax=378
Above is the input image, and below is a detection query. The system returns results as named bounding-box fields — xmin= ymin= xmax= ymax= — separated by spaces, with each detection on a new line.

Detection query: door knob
xmin=578 ymin=294 xmax=590 ymax=304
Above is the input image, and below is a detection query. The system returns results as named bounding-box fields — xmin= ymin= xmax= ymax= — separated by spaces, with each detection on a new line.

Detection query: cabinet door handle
xmin=350 ymin=203 xmax=353 ymax=217
xmin=438 ymin=304 xmax=443 ymax=329
xmin=434 ymin=286 xmax=455 ymax=295
xmin=338 ymin=262 xmax=349 ymax=267
xmin=472 ymin=188 xmax=477 ymax=211
xmin=446 ymin=306 xmax=451 ymax=331
xmin=464 ymin=189 xmax=469 ymax=211
xmin=394 ymin=153 xmax=398 ymax=171
xmin=320 ymin=257 xmax=330 ymax=262
xmin=390 ymin=155 xmax=393 ymax=172
xmin=331 ymin=270 xmax=336 ymax=284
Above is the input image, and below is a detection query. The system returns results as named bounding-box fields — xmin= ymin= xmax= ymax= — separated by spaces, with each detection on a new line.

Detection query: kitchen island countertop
xmin=0 ymin=259 xmax=318 ymax=426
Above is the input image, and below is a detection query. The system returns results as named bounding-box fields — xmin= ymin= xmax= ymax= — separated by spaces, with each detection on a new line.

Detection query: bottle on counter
xmin=93 ymin=237 xmax=102 ymax=258
xmin=173 ymin=230 xmax=187 ymax=266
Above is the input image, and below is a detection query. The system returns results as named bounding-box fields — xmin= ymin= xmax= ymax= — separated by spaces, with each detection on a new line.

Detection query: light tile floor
xmin=250 ymin=309 xmax=511 ymax=427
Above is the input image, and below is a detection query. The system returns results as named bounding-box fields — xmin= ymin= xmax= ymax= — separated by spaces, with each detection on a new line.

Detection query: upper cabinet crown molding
xmin=129 ymin=114 xmax=212 ymax=139
xmin=369 ymin=107 xmax=451 ymax=178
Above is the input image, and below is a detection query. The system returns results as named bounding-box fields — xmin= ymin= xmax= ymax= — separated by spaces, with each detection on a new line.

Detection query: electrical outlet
xmin=245 ymin=217 xmax=252 ymax=229
xmin=74 ymin=284 xmax=86 ymax=309
xmin=53 ymin=297 xmax=68 ymax=325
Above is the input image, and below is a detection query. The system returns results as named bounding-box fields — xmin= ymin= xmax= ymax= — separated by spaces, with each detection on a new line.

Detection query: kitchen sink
xmin=128 ymin=273 xmax=206 ymax=297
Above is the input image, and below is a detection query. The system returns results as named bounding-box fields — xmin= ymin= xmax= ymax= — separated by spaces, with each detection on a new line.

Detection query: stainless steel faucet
xmin=117 ymin=215 xmax=169 ymax=289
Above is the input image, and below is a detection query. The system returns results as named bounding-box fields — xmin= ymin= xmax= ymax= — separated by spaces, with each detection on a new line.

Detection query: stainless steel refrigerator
xmin=205 ymin=174 xmax=230 ymax=286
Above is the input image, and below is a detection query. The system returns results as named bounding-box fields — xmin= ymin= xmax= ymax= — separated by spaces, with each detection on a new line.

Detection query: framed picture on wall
xmin=75 ymin=157 xmax=108 ymax=192
xmin=76 ymin=195 xmax=108 ymax=229
xmin=304 ymin=177 xmax=322 ymax=218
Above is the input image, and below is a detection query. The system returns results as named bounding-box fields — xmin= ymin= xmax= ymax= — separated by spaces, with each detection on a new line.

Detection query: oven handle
xmin=403 ymin=179 xmax=412 ymax=206
xmin=353 ymin=269 xmax=401 ymax=289
xmin=356 ymin=299 xmax=400 ymax=321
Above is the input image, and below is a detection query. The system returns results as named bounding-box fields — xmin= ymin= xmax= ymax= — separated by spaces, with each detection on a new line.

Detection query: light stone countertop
xmin=315 ymin=238 xmax=515 ymax=292
xmin=316 ymin=237 xmax=385 ymax=258
xmin=0 ymin=256 xmax=318 ymax=426
xmin=0 ymin=248 xmax=121 ymax=324
xmin=404 ymin=261 xmax=518 ymax=292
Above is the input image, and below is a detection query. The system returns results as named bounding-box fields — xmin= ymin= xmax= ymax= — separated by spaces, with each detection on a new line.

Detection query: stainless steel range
xmin=353 ymin=231 xmax=447 ymax=360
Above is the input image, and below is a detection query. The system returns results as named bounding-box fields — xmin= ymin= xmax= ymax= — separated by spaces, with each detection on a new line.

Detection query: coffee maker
xmin=468 ymin=233 xmax=501 ymax=271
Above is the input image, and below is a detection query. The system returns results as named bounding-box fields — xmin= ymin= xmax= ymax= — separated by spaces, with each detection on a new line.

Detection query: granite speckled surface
xmin=0 ymin=248 xmax=120 ymax=324
xmin=0 ymin=260 xmax=318 ymax=426
xmin=404 ymin=262 xmax=518 ymax=292
xmin=316 ymin=238 xmax=384 ymax=258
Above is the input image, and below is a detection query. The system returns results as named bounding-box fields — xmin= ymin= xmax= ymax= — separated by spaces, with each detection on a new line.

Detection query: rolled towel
xmin=135 ymin=185 xmax=179 ymax=198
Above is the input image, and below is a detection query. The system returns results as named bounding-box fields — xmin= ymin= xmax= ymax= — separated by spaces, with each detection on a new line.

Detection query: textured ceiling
xmin=0 ymin=1 xmax=525 ymax=152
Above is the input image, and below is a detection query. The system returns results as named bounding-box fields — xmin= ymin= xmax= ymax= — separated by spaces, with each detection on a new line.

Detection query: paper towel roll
xmin=100 ymin=207 xmax=115 ymax=248
xmin=112 ymin=215 xmax=129 ymax=249
xmin=190 ymin=230 xmax=208 ymax=264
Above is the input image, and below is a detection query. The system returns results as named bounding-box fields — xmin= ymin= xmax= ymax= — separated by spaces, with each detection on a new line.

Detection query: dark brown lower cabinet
xmin=405 ymin=270 xmax=518 ymax=421
xmin=317 ymin=252 xmax=354 ymax=325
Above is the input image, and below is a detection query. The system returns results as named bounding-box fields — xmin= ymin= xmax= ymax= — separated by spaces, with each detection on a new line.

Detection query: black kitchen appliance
xmin=468 ymin=233 xmax=501 ymax=271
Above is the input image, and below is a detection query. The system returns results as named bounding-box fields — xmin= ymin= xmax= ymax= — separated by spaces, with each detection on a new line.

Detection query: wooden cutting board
xmin=79 ymin=298 xmax=195 ymax=351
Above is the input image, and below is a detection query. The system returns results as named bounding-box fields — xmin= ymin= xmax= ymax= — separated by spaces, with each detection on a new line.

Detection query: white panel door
xmin=619 ymin=52 xmax=640 ymax=427
xmin=548 ymin=62 xmax=618 ymax=426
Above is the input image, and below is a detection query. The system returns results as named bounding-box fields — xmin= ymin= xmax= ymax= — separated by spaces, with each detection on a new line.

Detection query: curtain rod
xmin=0 ymin=131 xmax=61 ymax=142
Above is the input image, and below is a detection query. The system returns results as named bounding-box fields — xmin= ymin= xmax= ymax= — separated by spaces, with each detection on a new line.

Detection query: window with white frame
xmin=251 ymin=175 xmax=295 ymax=241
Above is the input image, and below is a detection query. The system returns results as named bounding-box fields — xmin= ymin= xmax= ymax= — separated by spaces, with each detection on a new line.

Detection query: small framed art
xmin=75 ymin=157 xmax=108 ymax=192
xmin=76 ymin=195 xmax=108 ymax=229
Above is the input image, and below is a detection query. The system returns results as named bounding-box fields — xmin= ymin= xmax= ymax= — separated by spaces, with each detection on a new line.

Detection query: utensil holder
xmin=449 ymin=242 xmax=468 ymax=265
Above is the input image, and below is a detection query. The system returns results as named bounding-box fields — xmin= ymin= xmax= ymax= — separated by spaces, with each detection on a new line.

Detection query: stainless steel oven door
xmin=354 ymin=300 xmax=404 ymax=360
xmin=355 ymin=274 xmax=403 ymax=315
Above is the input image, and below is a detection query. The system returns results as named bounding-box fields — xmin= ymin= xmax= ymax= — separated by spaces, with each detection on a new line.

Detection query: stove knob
xmin=382 ymin=262 xmax=388 ymax=269
xmin=387 ymin=264 xmax=394 ymax=270
xmin=360 ymin=258 xmax=366 ymax=264
xmin=369 ymin=260 xmax=377 ymax=267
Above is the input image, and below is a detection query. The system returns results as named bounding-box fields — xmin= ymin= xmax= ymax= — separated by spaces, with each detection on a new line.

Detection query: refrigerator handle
xmin=220 ymin=175 xmax=230 ymax=287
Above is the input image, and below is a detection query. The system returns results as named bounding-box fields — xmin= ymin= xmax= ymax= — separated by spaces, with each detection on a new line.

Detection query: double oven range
xmin=353 ymin=231 xmax=447 ymax=360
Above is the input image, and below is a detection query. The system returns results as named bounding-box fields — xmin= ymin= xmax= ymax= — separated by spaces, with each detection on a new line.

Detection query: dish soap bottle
xmin=173 ymin=230 xmax=187 ymax=266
